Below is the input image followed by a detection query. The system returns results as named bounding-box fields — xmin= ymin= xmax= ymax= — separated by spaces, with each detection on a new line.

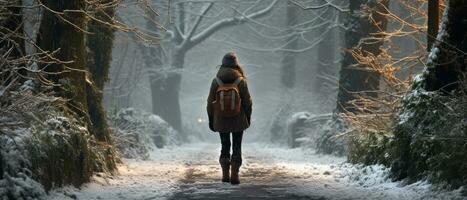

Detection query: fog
xmin=3 ymin=0 xmax=465 ymax=198
xmin=104 ymin=0 xmax=341 ymax=143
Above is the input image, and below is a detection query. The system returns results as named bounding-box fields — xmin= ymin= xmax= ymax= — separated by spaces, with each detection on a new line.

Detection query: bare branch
xmin=181 ymin=2 xmax=213 ymax=48
xmin=189 ymin=0 xmax=278 ymax=47
xmin=290 ymin=0 xmax=349 ymax=12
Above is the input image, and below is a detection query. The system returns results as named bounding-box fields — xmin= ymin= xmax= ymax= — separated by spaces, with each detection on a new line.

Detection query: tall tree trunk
xmin=391 ymin=0 xmax=467 ymax=184
xmin=423 ymin=0 xmax=467 ymax=92
xmin=280 ymin=1 xmax=297 ymax=88
xmin=150 ymin=49 xmax=184 ymax=132
xmin=85 ymin=1 xmax=118 ymax=172
xmin=141 ymin=3 xmax=184 ymax=132
xmin=86 ymin=0 xmax=116 ymax=143
xmin=37 ymin=0 xmax=88 ymax=118
xmin=147 ymin=2 xmax=186 ymax=132
xmin=315 ymin=6 xmax=337 ymax=94
xmin=336 ymin=0 xmax=389 ymax=113
xmin=37 ymin=0 xmax=94 ymax=188
xmin=427 ymin=0 xmax=439 ymax=50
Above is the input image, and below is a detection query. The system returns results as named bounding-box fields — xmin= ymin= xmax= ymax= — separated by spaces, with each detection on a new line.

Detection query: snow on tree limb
xmin=290 ymin=0 xmax=349 ymax=12
xmin=189 ymin=0 xmax=278 ymax=47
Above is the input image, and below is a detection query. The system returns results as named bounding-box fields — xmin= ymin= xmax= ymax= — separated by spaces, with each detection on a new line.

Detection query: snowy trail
xmin=49 ymin=143 xmax=461 ymax=200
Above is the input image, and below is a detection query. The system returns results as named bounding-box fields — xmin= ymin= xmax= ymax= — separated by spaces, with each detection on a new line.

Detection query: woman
xmin=207 ymin=52 xmax=252 ymax=185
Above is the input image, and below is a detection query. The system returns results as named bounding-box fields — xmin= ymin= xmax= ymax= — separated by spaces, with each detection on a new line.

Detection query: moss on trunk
xmin=86 ymin=1 xmax=115 ymax=142
xmin=37 ymin=0 xmax=88 ymax=115
xmin=85 ymin=0 xmax=118 ymax=171
xmin=35 ymin=0 xmax=118 ymax=189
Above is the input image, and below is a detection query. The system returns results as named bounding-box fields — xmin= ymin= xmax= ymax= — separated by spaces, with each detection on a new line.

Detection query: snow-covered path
xmin=49 ymin=143 xmax=461 ymax=200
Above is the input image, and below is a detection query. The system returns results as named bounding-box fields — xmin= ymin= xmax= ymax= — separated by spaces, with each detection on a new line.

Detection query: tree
xmin=314 ymin=3 xmax=339 ymax=96
xmin=145 ymin=0 xmax=278 ymax=132
xmin=427 ymin=0 xmax=439 ymax=50
xmin=389 ymin=0 xmax=467 ymax=186
xmin=36 ymin=0 xmax=119 ymax=187
xmin=313 ymin=0 xmax=389 ymax=155
xmin=86 ymin=0 xmax=117 ymax=144
xmin=36 ymin=0 xmax=97 ymax=188
xmin=280 ymin=1 xmax=298 ymax=88
xmin=37 ymin=0 xmax=89 ymax=119
xmin=336 ymin=0 xmax=389 ymax=113
xmin=423 ymin=0 xmax=466 ymax=92
xmin=140 ymin=2 xmax=170 ymax=132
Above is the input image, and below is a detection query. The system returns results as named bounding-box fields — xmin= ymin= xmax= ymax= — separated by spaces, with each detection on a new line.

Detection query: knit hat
xmin=222 ymin=52 xmax=240 ymax=67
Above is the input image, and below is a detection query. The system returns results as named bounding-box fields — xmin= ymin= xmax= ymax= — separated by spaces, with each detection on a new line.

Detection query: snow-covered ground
xmin=49 ymin=142 xmax=463 ymax=200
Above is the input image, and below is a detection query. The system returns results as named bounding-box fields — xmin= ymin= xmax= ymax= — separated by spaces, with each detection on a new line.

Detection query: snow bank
xmin=286 ymin=112 xmax=313 ymax=148
xmin=285 ymin=112 xmax=330 ymax=148
xmin=1 ymin=85 xmax=114 ymax=198
xmin=108 ymin=108 xmax=180 ymax=160
xmin=279 ymin=111 xmax=348 ymax=156
xmin=337 ymin=163 xmax=465 ymax=200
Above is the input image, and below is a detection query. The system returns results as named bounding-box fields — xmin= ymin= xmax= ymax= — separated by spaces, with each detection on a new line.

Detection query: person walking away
xmin=207 ymin=52 xmax=252 ymax=185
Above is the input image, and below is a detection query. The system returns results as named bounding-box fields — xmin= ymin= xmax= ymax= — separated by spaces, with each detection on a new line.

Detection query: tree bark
xmin=86 ymin=0 xmax=116 ymax=143
xmin=85 ymin=1 xmax=118 ymax=172
xmin=141 ymin=3 xmax=185 ymax=132
xmin=315 ymin=5 xmax=337 ymax=94
xmin=147 ymin=2 xmax=187 ymax=133
xmin=37 ymin=0 xmax=94 ymax=188
xmin=37 ymin=0 xmax=88 ymax=117
xmin=423 ymin=0 xmax=467 ymax=92
xmin=427 ymin=0 xmax=439 ymax=50
xmin=336 ymin=0 xmax=389 ymax=113
xmin=150 ymin=50 xmax=184 ymax=132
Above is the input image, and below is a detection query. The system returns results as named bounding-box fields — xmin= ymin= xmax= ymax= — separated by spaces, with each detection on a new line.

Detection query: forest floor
xmin=49 ymin=143 xmax=462 ymax=200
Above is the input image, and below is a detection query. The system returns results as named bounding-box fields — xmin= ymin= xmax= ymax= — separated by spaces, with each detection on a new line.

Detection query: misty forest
xmin=1 ymin=0 xmax=466 ymax=199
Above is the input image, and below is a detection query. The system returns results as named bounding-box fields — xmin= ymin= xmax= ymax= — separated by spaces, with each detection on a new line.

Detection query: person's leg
xmin=219 ymin=132 xmax=231 ymax=157
xmin=219 ymin=132 xmax=231 ymax=182
xmin=230 ymin=131 xmax=243 ymax=184
xmin=232 ymin=131 xmax=243 ymax=159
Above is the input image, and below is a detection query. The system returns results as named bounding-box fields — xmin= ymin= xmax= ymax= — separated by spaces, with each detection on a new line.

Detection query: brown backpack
xmin=213 ymin=77 xmax=243 ymax=117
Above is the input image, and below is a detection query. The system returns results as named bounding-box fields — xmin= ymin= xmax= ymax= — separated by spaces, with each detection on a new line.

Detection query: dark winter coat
xmin=207 ymin=66 xmax=252 ymax=133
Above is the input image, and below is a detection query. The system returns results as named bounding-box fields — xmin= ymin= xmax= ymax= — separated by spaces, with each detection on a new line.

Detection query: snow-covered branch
xmin=181 ymin=2 xmax=213 ymax=48
xmin=189 ymin=0 xmax=278 ymax=47
xmin=290 ymin=0 xmax=348 ymax=12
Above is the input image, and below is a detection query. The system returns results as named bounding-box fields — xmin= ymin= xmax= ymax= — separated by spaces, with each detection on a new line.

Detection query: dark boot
xmin=230 ymin=156 xmax=242 ymax=185
xmin=219 ymin=156 xmax=230 ymax=182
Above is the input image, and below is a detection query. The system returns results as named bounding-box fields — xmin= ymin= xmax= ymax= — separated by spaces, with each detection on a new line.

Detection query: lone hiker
xmin=207 ymin=52 xmax=253 ymax=185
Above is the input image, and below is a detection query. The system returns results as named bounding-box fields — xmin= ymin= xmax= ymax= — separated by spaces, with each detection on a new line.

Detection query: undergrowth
xmin=1 ymin=89 xmax=117 ymax=198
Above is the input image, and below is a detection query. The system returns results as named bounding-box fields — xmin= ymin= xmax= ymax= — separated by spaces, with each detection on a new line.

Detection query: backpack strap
xmin=231 ymin=77 xmax=242 ymax=110
xmin=215 ymin=77 xmax=225 ymax=110
xmin=233 ymin=77 xmax=243 ymax=85
xmin=215 ymin=77 xmax=224 ymax=86
xmin=231 ymin=90 xmax=235 ymax=110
